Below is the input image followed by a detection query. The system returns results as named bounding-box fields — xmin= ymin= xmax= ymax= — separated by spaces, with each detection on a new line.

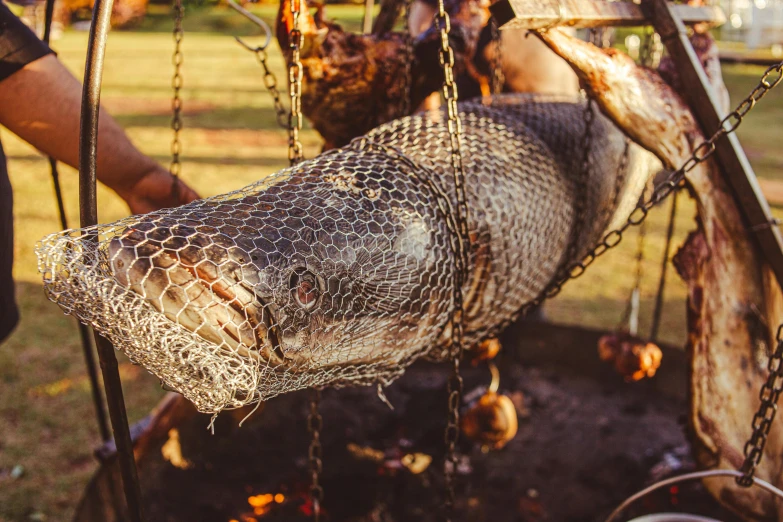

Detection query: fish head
xmin=107 ymin=157 xmax=452 ymax=388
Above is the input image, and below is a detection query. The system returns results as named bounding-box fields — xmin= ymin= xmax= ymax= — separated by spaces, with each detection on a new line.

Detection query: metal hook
xmin=227 ymin=0 xmax=273 ymax=52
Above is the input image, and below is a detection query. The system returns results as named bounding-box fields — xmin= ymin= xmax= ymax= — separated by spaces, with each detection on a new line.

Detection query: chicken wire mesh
xmin=37 ymin=94 xmax=660 ymax=414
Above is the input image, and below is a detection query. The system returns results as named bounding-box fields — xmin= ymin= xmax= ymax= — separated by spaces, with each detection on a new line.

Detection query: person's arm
xmin=0 ymin=54 xmax=199 ymax=214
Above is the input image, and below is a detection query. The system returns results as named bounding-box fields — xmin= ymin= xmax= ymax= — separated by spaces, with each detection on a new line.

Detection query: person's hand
xmin=114 ymin=165 xmax=200 ymax=215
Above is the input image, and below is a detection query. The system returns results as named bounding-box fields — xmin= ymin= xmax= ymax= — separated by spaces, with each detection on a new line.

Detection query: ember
xmin=230 ymin=492 xmax=287 ymax=520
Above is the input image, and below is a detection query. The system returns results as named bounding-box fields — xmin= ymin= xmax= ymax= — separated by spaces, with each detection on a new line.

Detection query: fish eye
xmin=290 ymin=268 xmax=320 ymax=310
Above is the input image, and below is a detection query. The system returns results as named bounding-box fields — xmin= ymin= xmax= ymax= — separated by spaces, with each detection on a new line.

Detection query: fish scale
xmin=36 ymin=93 xmax=659 ymax=414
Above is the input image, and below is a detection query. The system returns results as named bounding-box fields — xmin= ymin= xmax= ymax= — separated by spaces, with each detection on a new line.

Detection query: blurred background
xmin=0 ymin=1 xmax=781 ymax=519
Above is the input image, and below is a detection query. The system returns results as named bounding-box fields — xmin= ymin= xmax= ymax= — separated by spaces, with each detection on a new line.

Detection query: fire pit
xmin=74 ymin=322 xmax=742 ymax=522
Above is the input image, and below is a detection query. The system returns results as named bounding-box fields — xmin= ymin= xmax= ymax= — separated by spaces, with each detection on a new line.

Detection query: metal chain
xmin=567 ymin=95 xmax=595 ymax=267
xmin=562 ymin=27 xmax=605 ymax=274
xmin=490 ymin=17 xmax=504 ymax=95
xmin=518 ymin=60 xmax=783 ymax=320
xmin=307 ymin=389 xmax=324 ymax=520
xmin=284 ymin=0 xmax=318 ymax=513
xmin=399 ymin=0 xmax=414 ymax=117
xmin=251 ymin=48 xmax=289 ymax=129
xmin=738 ymin=326 xmax=783 ymax=487
xmin=434 ymin=0 xmax=469 ymax=518
xmin=169 ymin=0 xmax=184 ymax=199
xmin=607 ymin=140 xmax=631 ymax=221
xmin=288 ymin=0 xmax=305 ymax=165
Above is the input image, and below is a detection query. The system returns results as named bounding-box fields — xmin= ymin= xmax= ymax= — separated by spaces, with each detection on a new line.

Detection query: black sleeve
xmin=0 ymin=2 xmax=54 ymax=82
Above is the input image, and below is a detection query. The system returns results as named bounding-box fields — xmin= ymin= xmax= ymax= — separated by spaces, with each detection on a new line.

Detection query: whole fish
xmin=38 ymin=94 xmax=660 ymax=413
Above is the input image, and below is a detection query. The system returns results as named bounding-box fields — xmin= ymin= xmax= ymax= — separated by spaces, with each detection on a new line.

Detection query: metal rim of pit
xmin=605 ymin=469 xmax=783 ymax=522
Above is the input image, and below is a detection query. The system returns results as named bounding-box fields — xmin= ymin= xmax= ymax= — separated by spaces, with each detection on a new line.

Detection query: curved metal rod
xmin=79 ymin=0 xmax=145 ymax=518
xmin=487 ymin=360 xmax=500 ymax=394
xmin=227 ymin=0 xmax=273 ymax=51
xmin=604 ymin=469 xmax=783 ymax=522
xmin=42 ymin=0 xmax=111 ymax=445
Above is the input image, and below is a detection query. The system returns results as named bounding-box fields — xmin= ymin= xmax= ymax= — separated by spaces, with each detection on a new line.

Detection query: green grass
xmin=1 ymin=10 xmax=782 ymax=520
xmin=134 ymin=2 xmax=370 ymax=34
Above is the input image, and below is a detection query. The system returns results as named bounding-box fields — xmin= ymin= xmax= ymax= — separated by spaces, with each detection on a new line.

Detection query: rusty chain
xmin=564 ymin=27 xmax=605 ymax=278
xmin=307 ymin=389 xmax=324 ymax=520
xmin=251 ymin=48 xmax=289 ymax=129
xmin=282 ymin=0 xmax=318 ymax=513
xmin=519 ymin=60 xmax=783 ymax=319
xmin=433 ymin=0 xmax=470 ymax=518
xmin=490 ymin=17 xmax=504 ymax=95
xmin=569 ymin=94 xmax=595 ymax=267
xmin=169 ymin=0 xmax=184 ymax=200
xmin=288 ymin=0 xmax=305 ymax=165
xmin=738 ymin=324 xmax=783 ymax=487
xmin=399 ymin=0 xmax=414 ymax=117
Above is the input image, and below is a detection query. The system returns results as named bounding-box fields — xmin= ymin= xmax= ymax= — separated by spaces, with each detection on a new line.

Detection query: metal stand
xmin=42 ymin=0 xmax=111 ymax=445
xmin=79 ymin=0 xmax=145 ymax=518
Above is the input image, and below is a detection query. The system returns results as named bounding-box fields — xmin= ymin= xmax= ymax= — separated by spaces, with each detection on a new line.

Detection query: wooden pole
xmin=490 ymin=0 xmax=725 ymax=31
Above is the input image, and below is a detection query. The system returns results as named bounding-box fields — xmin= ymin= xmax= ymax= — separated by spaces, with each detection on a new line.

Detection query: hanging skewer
xmin=490 ymin=0 xmax=725 ymax=31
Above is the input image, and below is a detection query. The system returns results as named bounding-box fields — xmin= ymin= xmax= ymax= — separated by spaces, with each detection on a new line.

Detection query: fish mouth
xmin=108 ymin=233 xmax=286 ymax=368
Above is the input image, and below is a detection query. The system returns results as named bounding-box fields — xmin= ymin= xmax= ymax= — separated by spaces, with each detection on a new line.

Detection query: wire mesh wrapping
xmin=37 ymin=94 xmax=660 ymax=414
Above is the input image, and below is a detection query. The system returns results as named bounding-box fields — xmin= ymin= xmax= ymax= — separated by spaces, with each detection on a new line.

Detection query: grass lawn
xmin=1 ymin=6 xmax=782 ymax=520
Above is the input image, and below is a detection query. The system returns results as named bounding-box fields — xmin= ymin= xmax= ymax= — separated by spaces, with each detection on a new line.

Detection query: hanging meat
xmin=275 ymin=0 xmax=483 ymax=149
xmin=536 ymin=27 xmax=783 ymax=520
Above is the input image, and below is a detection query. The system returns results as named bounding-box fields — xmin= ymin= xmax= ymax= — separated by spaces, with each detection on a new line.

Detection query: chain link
xmin=284 ymin=0 xmax=318 ymax=512
xmin=737 ymin=326 xmax=783 ymax=487
xmin=169 ymin=0 xmax=185 ymax=199
xmin=307 ymin=389 xmax=324 ymax=520
xmin=490 ymin=17 xmax=504 ymax=95
xmin=288 ymin=0 xmax=305 ymax=165
xmin=518 ymin=60 xmax=783 ymax=320
xmin=399 ymin=0 xmax=414 ymax=118
xmin=251 ymin=48 xmax=289 ymax=129
xmin=568 ymin=95 xmax=595 ymax=264
xmin=561 ymin=28 xmax=608 ymax=276
xmin=433 ymin=0 xmax=470 ymax=518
